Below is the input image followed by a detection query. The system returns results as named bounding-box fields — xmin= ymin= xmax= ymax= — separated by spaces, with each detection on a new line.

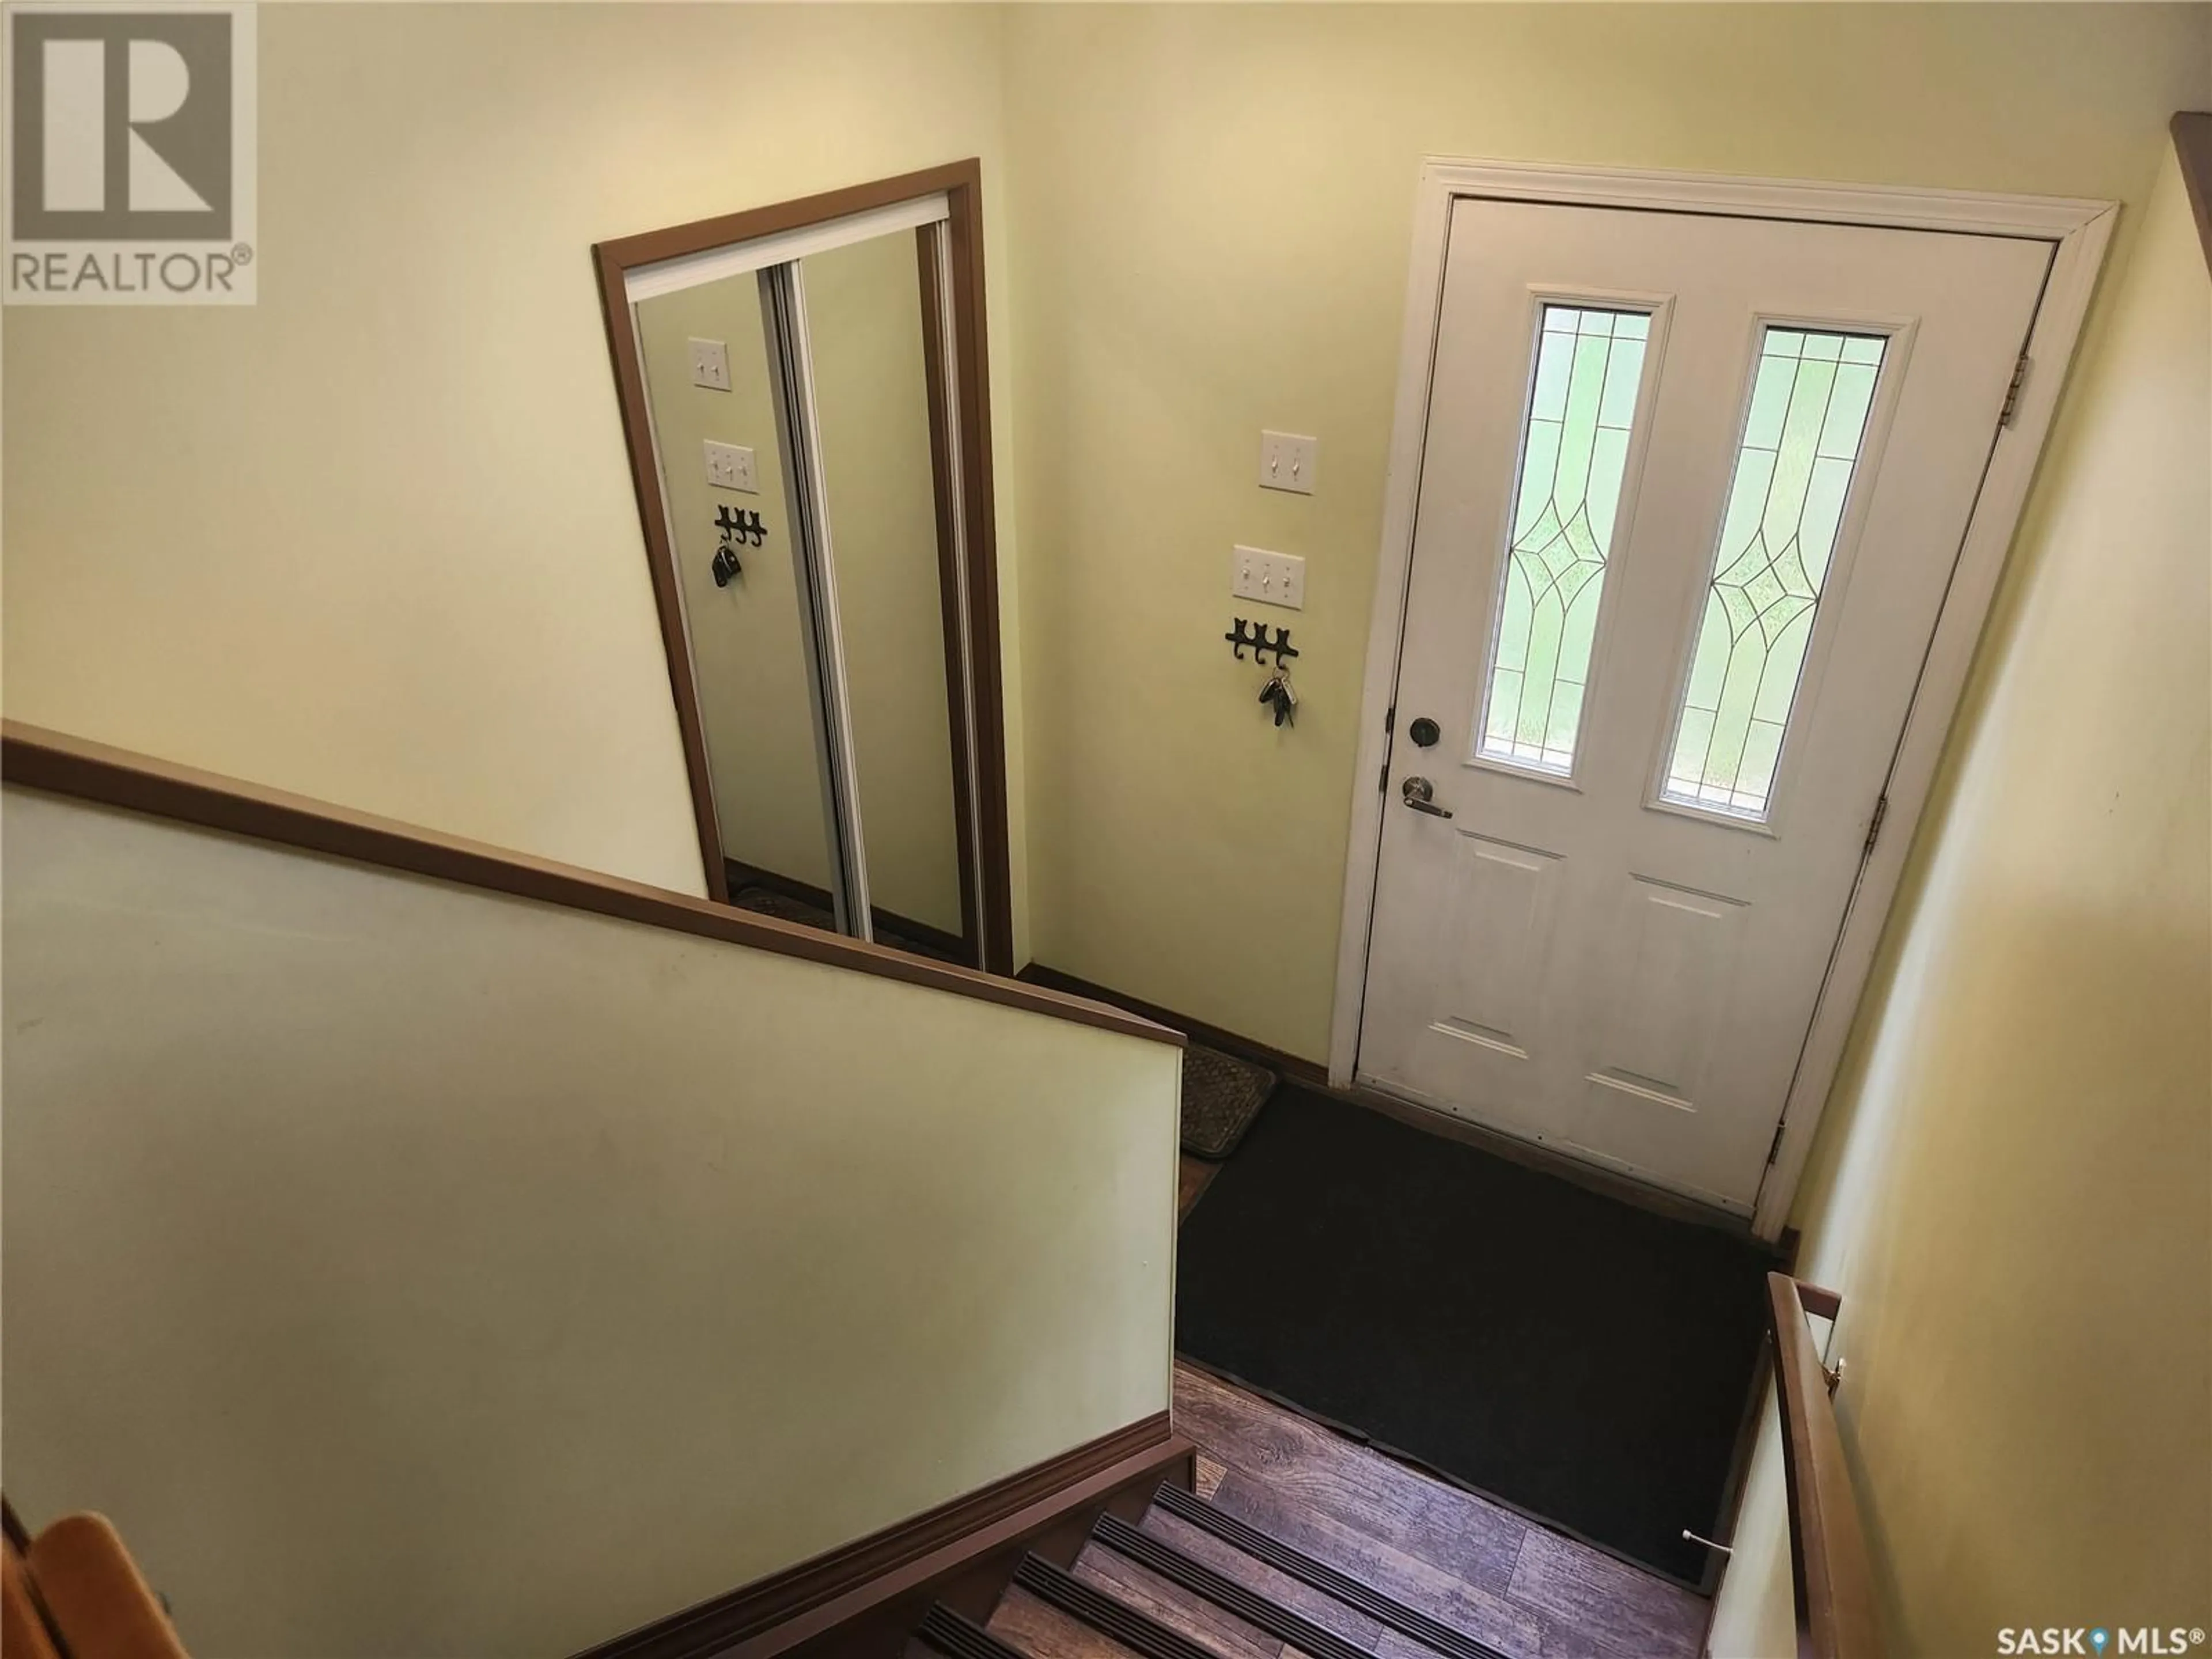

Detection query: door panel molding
xmin=1330 ymin=158 xmax=2115 ymax=1238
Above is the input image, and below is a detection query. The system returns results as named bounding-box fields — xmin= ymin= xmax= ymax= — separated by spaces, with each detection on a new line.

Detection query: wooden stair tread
xmin=987 ymin=1584 xmax=1147 ymax=1659
xmin=1012 ymin=1552 xmax=1227 ymax=1659
xmin=1200 ymin=1474 xmax=1541 ymax=1659
xmin=1135 ymin=1508 xmax=1391 ymax=1654
xmin=1141 ymin=1487 xmax=1510 ymax=1659
xmin=1090 ymin=1513 xmax=1376 ymax=1659
xmin=1071 ymin=1541 xmax=1282 ymax=1659
xmin=1171 ymin=1370 xmax=1524 ymax=1596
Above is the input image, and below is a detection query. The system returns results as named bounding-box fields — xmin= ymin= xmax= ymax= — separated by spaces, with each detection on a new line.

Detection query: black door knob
xmin=1408 ymin=717 xmax=1441 ymax=748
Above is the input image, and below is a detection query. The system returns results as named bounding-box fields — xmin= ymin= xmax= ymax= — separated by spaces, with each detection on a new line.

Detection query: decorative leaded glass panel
xmin=1662 ymin=328 xmax=1887 ymax=820
xmin=1477 ymin=305 xmax=1652 ymax=774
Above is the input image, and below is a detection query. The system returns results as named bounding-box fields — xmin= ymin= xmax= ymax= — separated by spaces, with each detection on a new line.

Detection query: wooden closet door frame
xmin=593 ymin=160 xmax=1013 ymax=974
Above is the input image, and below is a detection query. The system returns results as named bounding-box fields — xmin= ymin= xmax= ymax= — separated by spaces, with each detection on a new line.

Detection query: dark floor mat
xmin=1181 ymin=1044 xmax=1275 ymax=1160
xmin=1175 ymin=1086 xmax=1772 ymax=1584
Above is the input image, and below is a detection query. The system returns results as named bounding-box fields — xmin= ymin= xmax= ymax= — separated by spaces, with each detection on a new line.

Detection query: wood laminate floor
xmin=1168 ymin=1364 xmax=1708 ymax=1659
xmin=1171 ymin=1148 xmax=1706 ymax=1659
xmin=1179 ymin=1154 xmax=1220 ymax=1219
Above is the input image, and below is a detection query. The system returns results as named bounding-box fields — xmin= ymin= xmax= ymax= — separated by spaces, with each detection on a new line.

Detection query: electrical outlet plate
xmin=704 ymin=440 xmax=757 ymax=493
xmin=1259 ymin=430 xmax=1317 ymax=495
xmin=688 ymin=338 xmax=731 ymax=392
xmin=1232 ymin=545 xmax=1305 ymax=610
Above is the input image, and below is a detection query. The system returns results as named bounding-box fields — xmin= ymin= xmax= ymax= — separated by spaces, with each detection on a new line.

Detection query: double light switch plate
xmin=1259 ymin=430 xmax=1317 ymax=494
xmin=688 ymin=338 xmax=731 ymax=392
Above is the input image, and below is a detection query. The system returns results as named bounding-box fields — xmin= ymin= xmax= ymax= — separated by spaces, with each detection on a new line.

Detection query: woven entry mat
xmin=1181 ymin=1042 xmax=1277 ymax=1161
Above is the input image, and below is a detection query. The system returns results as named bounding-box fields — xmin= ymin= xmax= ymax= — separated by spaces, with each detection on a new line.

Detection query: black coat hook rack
xmin=1226 ymin=616 xmax=1300 ymax=668
xmin=716 ymin=503 xmax=767 ymax=548
xmin=713 ymin=505 xmax=767 ymax=588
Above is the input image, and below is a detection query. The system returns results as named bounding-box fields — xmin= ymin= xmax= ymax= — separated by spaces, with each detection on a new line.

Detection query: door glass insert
xmin=1662 ymin=328 xmax=1887 ymax=820
xmin=1477 ymin=305 xmax=1651 ymax=775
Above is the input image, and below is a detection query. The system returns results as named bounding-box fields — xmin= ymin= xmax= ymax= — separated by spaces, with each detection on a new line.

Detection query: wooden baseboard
xmin=572 ymin=1414 xmax=1191 ymax=1659
xmin=1013 ymin=965 xmax=1329 ymax=1091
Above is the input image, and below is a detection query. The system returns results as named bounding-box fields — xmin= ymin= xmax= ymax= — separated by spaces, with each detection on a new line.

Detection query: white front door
xmin=1355 ymin=198 xmax=2048 ymax=1214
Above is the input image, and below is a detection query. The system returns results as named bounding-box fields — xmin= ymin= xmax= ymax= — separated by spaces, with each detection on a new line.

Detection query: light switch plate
xmin=1232 ymin=545 xmax=1305 ymax=610
xmin=704 ymin=440 xmax=756 ymax=493
xmin=1259 ymin=430 xmax=1317 ymax=495
xmin=689 ymin=338 xmax=731 ymax=392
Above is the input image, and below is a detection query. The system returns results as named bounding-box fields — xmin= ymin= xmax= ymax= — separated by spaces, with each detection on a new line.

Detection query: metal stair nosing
xmin=1010 ymin=1552 xmax=1222 ymax=1659
xmin=1143 ymin=1483 xmax=1514 ymax=1659
xmin=915 ymin=1604 xmax=1031 ymax=1659
xmin=1090 ymin=1514 xmax=1373 ymax=1659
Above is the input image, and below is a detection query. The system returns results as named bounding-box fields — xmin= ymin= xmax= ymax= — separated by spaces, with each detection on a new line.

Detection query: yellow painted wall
xmin=0 ymin=785 xmax=1179 ymax=1658
xmin=1709 ymin=143 xmax=2211 ymax=1656
xmin=0 ymin=2 xmax=1028 ymax=956
xmin=1000 ymin=3 xmax=2207 ymax=1059
xmin=7 ymin=3 xmax=2195 ymax=1039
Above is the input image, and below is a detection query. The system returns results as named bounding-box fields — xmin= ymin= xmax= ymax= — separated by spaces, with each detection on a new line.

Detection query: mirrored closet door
xmin=595 ymin=164 xmax=1009 ymax=972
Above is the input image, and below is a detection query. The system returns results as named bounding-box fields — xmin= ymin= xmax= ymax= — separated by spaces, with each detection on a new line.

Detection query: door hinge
xmin=1863 ymin=792 xmax=1889 ymax=855
xmin=1378 ymin=761 xmax=1390 ymax=793
xmin=1998 ymin=351 xmax=2031 ymax=428
xmin=1766 ymin=1119 xmax=1788 ymax=1167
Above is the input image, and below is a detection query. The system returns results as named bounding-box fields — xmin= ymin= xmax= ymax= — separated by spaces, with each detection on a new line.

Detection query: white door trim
xmin=1328 ymin=157 xmax=2116 ymax=1240
xmin=623 ymin=193 xmax=951 ymax=304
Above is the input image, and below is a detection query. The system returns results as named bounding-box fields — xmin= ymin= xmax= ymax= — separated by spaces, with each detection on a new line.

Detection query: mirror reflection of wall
xmin=804 ymin=233 xmax=964 ymax=945
xmin=603 ymin=169 xmax=1006 ymax=971
xmin=635 ymin=278 xmax=833 ymax=903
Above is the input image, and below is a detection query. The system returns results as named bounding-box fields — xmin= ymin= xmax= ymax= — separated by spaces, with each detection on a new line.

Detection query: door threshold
xmin=1347 ymin=1078 xmax=1772 ymax=1244
xmin=1017 ymin=959 xmax=1767 ymax=1245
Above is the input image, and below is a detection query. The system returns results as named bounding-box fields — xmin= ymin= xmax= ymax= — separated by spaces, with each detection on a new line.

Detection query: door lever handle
xmin=1400 ymin=776 xmax=1454 ymax=818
